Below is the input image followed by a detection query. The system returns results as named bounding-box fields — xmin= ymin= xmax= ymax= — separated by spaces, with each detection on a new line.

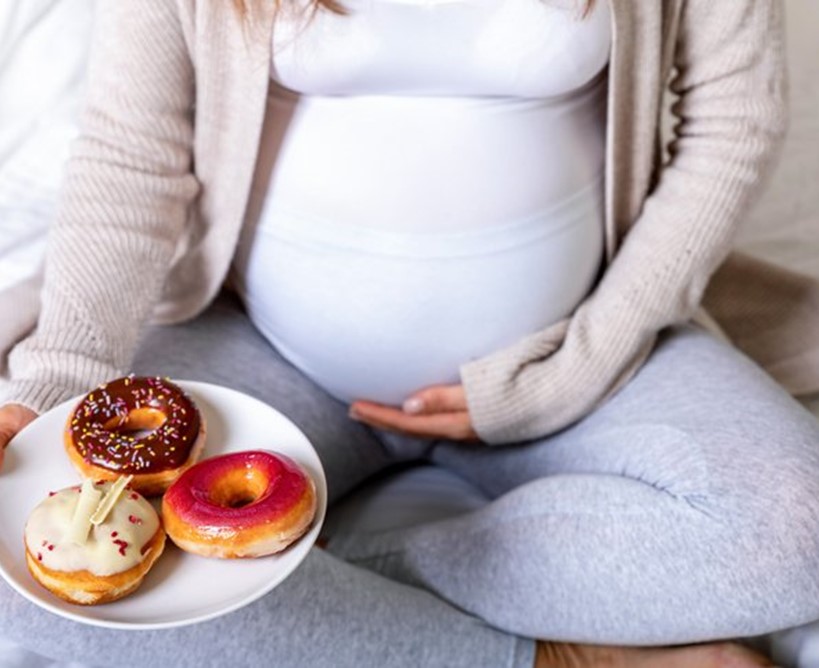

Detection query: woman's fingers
xmin=0 ymin=404 xmax=38 ymax=470
xmin=350 ymin=385 xmax=478 ymax=441
xmin=401 ymin=384 xmax=468 ymax=415
xmin=351 ymin=403 xmax=477 ymax=440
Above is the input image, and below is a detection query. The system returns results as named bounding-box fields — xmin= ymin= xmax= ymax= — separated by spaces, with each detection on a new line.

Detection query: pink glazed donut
xmin=161 ymin=450 xmax=317 ymax=558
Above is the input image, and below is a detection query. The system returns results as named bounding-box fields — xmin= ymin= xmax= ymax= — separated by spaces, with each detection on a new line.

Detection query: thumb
xmin=0 ymin=404 xmax=38 ymax=468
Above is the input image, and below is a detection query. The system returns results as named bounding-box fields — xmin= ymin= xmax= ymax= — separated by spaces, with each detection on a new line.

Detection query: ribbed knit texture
xmin=1 ymin=1 xmax=798 ymax=445
xmin=460 ymin=0 xmax=790 ymax=442
xmin=4 ymin=1 xmax=200 ymax=412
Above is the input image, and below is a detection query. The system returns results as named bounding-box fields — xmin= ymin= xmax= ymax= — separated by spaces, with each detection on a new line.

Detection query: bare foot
xmin=535 ymin=640 xmax=778 ymax=668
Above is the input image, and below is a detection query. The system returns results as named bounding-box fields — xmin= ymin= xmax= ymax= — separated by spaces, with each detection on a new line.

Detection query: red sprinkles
xmin=128 ymin=515 xmax=143 ymax=525
xmin=113 ymin=539 xmax=129 ymax=556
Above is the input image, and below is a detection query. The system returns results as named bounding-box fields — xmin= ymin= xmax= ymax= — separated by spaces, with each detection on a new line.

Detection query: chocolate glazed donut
xmin=64 ymin=376 xmax=207 ymax=496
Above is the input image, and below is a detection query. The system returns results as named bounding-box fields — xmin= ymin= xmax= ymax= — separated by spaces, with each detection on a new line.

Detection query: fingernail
xmin=403 ymin=397 xmax=424 ymax=414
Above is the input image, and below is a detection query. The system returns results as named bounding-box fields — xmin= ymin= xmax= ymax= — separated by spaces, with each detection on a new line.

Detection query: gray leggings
xmin=3 ymin=293 xmax=819 ymax=667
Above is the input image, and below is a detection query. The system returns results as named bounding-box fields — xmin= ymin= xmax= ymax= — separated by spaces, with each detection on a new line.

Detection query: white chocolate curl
xmin=67 ymin=480 xmax=102 ymax=545
xmin=90 ymin=475 xmax=134 ymax=526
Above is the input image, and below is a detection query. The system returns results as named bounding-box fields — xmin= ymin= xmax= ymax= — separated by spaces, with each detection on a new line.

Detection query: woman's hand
xmin=0 ymin=404 xmax=38 ymax=470
xmin=349 ymin=384 xmax=479 ymax=441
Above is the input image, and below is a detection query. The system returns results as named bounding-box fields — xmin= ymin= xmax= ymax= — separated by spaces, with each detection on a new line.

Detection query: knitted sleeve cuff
xmin=0 ymin=380 xmax=79 ymax=416
xmin=460 ymin=303 xmax=652 ymax=445
xmin=2 ymin=337 xmax=122 ymax=415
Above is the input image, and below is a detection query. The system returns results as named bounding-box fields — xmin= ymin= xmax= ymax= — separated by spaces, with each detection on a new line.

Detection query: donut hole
xmin=209 ymin=468 xmax=269 ymax=509
xmin=104 ymin=408 xmax=167 ymax=439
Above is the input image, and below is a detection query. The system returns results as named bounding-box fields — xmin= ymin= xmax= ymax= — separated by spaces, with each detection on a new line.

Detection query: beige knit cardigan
xmin=4 ymin=0 xmax=817 ymax=444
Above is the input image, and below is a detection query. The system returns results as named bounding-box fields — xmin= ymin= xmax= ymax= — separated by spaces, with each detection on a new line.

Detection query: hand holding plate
xmin=0 ymin=404 xmax=37 ymax=470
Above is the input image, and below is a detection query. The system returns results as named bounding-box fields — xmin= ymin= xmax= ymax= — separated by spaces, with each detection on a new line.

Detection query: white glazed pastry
xmin=24 ymin=478 xmax=165 ymax=605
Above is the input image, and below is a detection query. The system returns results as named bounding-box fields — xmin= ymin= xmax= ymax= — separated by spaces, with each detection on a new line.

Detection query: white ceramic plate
xmin=0 ymin=381 xmax=327 ymax=630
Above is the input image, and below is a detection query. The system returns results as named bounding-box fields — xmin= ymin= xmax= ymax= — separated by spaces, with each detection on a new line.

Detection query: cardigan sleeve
xmin=1 ymin=0 xmax=199 ymax=414
xmin=460 ymin=0 xmax=788 ymax=444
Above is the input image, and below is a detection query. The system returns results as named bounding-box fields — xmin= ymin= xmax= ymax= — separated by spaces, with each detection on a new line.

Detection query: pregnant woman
xmin=1 ymin=1 xmax=817 ymax=666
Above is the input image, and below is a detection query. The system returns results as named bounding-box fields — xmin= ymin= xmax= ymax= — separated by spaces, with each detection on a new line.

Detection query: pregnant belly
xmin=234 ymin=183 xmax=603 ymax=406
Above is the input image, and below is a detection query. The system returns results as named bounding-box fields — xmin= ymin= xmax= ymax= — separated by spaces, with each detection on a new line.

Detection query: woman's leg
xmin=330 ymin=325 xmax=819 ymax=645
xmin=0 ymin=550 xmax=534 ymax=668
xmin=0 ymin=293 xmax=534 ymax=668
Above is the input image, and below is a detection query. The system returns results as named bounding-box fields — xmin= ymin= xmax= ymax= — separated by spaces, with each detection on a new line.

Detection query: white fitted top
xmin=233 ymin=0 xmax=611 ymax=405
